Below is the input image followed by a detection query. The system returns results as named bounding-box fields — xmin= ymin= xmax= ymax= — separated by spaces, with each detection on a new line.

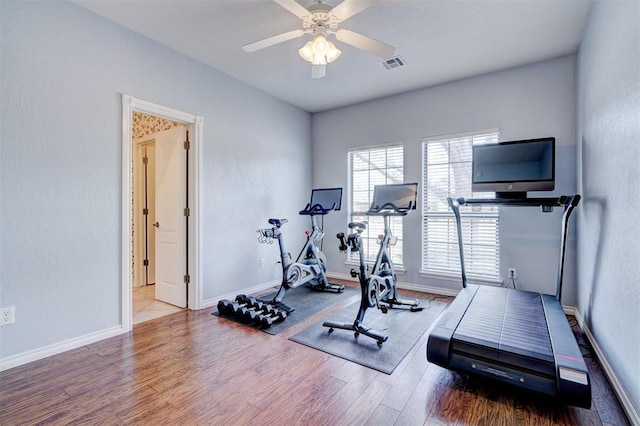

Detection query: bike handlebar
xmin=367 ymin=200 xmax=415 ymax=216
xmin=299 ymin=202 xmax=337 ymax=216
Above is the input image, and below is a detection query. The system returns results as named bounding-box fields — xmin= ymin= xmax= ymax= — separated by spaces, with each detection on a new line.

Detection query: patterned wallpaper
xmin=132 ymin=111 xmax=181 ymax=140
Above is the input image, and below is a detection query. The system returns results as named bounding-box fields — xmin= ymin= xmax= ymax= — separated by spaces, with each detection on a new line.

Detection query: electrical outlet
xmin=260 ymin=258 xmax=265 ymax=268
xmin=1 ymin=307 xmax=15 ymax=326
xmin=508 ymin=267 xmax=517 ymax=279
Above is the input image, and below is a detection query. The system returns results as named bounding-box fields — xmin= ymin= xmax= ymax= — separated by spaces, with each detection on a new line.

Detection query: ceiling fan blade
xmin=335 ymin=29 xmax=395 ymax=58
xmin=330 ymin=0 xmax=377 ymax=21
xmin=311 ymin=64 xmax=326 ymax=79
xmin=273 ymin=0 xmax=311 ymax=19
xmin=243 ymin=29 xmax=305 ymax=52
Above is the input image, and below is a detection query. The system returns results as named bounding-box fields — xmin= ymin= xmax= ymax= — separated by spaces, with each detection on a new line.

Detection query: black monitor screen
xmin=370 ymin=183 xmax=418 ymax=210
xmin=310 ymin=187 xmax=343 ymax=211
xmin=472 ymin=137 xmax=555 ymax=196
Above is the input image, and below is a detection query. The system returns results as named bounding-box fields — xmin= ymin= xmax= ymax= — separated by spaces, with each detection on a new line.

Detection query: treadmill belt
xmin=452 ymin=286 xmax=555 ymax=375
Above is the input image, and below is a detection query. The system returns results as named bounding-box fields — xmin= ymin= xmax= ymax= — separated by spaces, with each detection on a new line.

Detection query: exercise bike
xmin=323 ymin=183 xmax=422 ymax=345
xmin=257 ymin=188 xmax=345 ymax=313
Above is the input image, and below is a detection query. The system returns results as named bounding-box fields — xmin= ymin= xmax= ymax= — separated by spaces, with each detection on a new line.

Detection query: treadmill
xmin=426 ymin=195 xmax=591 ymax=408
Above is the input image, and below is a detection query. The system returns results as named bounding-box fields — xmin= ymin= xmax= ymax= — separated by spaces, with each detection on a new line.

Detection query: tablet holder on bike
xmin=256 ymin=188 xmax=345 ymax=314
xmin=323 ymin=183 xmax=422 ymax=345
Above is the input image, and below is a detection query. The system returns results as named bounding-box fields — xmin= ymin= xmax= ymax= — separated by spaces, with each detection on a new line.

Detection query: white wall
xmin=577 ymin=0 xmax=640 ymax=417
xmin=0 ymin=1 xmax=311 ymax=360
xmin=312 ymin=56 xmax=579 ymax=304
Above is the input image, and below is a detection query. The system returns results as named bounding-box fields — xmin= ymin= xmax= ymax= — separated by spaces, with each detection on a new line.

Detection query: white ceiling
xmin=73 ymin=0 xmax=594 ymax=113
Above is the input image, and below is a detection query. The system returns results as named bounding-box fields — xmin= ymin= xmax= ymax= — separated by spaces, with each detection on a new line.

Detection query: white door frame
xmin=121 ymin=94 xmax=203 ymax=331
xmin=133 ymin=135 xmax=156 ymax=288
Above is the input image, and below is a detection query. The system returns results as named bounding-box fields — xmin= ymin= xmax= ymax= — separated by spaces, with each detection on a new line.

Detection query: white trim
xmin=397 ymin=280 xmax=460 ymax=297
xmin=190 ymin=116 xmax=203 ymax=310
xmin=0 ymin=326 xmax=124 ymax=372
xmin=329 ymin=269 xmax=640 ymax=424
xmin=326 ymin=272 xmax=358 ymax=282
xmin=326 ymin=272 xmax=461 ymax=297
xmin=121 ymin=94 xmax=203 ymax=331
xmin=346 ymin=140 xmax=404 ymax=153
xmin=3 ymin=268 xmax=637 ymax=424
xmin=122 ymin=95 xmax=134 ymax=332
xmin=418 ymin=270 xmax=503 ymax=286
xmin=574 ymin=310 xmax=640 ymax=425
xmin=344 ymin=261 xmax=406 ymax=274
xmin=201 ymin=279 xmax=281 ymax=310
xmin=422 ymin=128 xmax=501 ymax=143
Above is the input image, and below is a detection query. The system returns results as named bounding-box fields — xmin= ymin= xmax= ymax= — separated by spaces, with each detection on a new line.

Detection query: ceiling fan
xmin=242 ymin=0 xmax=395 ymax=78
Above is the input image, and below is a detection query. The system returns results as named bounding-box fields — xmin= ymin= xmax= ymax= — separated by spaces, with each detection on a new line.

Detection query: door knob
xmin=152 ymin=222 xmax=160 ymax=228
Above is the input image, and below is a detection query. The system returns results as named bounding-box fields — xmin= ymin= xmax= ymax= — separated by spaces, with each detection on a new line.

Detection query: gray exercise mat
xmin=214 ymin=284 xmax=358 ymax=335
xmin=289 ymin=298 xmax=447 ymax=374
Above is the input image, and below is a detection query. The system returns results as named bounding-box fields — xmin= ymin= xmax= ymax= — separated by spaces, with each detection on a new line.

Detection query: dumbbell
xmin=337 ymin=232 xmax=348 ymax=252
xmin=238 ymin=301 xmax=270 ymax=323
xmin=217 ymin=299 xmax=241 ymax=316
xmin=232 ymin=295 xmax=260 ymax=314
xmin=258 ymin=308 xmax=287 ymax=327
xmin=217 ymin=295 xmax=255 ymax=317
xmin=235 ymin=294 xmax=257 ymax=306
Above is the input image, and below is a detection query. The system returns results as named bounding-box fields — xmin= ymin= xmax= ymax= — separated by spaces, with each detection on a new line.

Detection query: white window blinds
xmin=422 ymin=131 xmax=501 ymax=282
xmin=348 ymin=145 xmax=405 ymax=267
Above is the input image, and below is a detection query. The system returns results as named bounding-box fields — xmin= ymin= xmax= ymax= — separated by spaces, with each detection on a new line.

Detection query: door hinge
xmin=184 ymin=274 xmax=190 ymax=284
xmin=143 ymin=208 xmax=149 ymax=215
xmin=143 ymin=156 xmax=148 ymax=164
xmin=184 ymin=207 xmax=190 ymax=217
xmin=184 ymin=140 xmax=190 ymax=150
xmin=143 ymin=259 xmax=149 ymax=266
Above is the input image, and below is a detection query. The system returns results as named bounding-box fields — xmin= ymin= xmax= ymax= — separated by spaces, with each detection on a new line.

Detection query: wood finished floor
xmin=0 ymin=280 xmax=630 ymax=425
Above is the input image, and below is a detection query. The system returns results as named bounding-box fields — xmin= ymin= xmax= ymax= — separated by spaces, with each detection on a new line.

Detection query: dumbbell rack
xmin=216 ymin=294 xmax=288 ymax=328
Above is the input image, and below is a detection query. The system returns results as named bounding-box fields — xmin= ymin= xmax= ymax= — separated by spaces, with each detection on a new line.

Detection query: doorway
xmin=132 ymin=129 xmax=185 ymax=323
xmin=121 ymin=94 xmax=202 ymax=331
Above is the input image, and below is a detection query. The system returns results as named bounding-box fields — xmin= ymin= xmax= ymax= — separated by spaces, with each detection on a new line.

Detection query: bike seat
xmin=268 ymin=218 xmax=288 ymax=227
xmin=348 ymin=221 xmax=367 ymax=230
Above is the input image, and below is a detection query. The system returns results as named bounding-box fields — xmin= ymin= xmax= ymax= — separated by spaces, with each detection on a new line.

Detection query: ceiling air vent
xmin=381 ymin=56 xmax=406 ymax=70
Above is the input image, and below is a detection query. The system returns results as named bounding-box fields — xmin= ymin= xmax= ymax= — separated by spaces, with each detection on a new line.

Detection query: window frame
xmin=420 ymin=129 xmax=501 ymax=284
xmin=347 ymin=143 xmax=406 ymax=269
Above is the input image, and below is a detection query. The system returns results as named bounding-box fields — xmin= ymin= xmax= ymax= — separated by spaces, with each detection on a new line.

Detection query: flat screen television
xmin=472 ymin=137 xmax=555 ymax=199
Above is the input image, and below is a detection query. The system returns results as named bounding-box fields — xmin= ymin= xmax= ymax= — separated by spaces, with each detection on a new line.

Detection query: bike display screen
xmin=370 ymin=183 xmax=418 ymax=211
xmin=310 ymin=187 xmax=343 ymax=211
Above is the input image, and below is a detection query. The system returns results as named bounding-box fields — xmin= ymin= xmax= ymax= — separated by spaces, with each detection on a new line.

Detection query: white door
xmin=147 ymin=144 xmax=157 ymax=285
xmin=154 ymin=125 xmax=187 ymax=308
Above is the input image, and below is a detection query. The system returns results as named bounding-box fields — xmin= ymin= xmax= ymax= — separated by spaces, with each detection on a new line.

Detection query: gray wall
xmin=313 ymin=56 xmax=579 ymax=304
xmin=0 ymin=1 xmax=311 ymax=359
xmin=577 ymin=0 xmax=640 ymax=415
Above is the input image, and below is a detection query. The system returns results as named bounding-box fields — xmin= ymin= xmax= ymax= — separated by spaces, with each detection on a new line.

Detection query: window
xmin=347 ymin=145 xmax=405 ymax=267
xmin=421 ymin=130 xmax=500 ymax=282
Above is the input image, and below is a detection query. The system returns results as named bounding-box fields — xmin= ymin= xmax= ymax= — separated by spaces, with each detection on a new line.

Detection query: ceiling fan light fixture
xmin=298 ymin=35 xmax=341 ymax=66
xmin=298 ymin=40 xmax=314 ymax=62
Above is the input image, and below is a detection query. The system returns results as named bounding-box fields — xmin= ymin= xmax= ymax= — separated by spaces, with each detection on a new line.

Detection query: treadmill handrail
xmin=448 ymin=195 xmax=581 ymax=301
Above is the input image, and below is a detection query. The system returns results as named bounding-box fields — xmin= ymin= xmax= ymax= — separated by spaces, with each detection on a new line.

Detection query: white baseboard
xmin=4 ymin=275 xmax=637 ymax=424
xmin=329 ymin=271 xmax=637 ymax=423
xmin=573 ymin=309 xmax=639 ymax=425
xmin=201 ymin=279 xmax=281 ymax=309
xmin=0 ymin=325 xmax=125 ymax=372
xmin=327 ymin=272 xmax=460 ymax=297
xmin=1 ymin=278 xmax=282 ymax=373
